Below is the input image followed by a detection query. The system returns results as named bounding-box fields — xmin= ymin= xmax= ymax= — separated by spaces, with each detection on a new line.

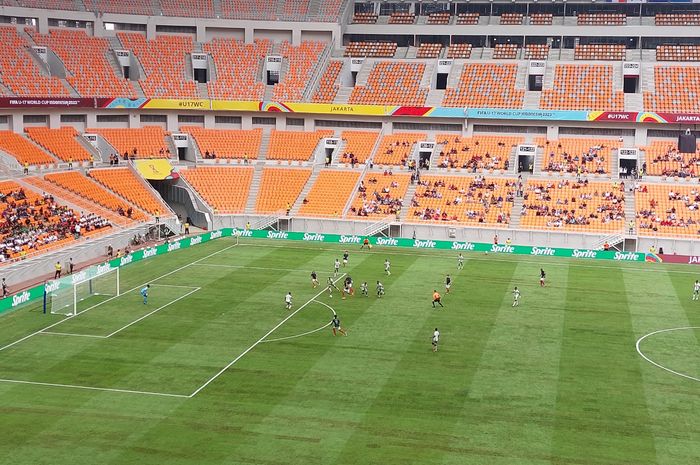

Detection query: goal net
xmin=49 ymin=267 xmax=120 ymax=316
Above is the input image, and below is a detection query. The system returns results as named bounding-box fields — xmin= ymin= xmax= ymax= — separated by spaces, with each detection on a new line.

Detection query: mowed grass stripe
xmin=624 ymin=269 xmax=700 ymax=465
xmin=551 ymin=264 xmax=657 ymax=465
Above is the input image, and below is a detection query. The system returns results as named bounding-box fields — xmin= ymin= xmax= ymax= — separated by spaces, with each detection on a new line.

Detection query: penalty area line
xmin=0 ymin=377 xmax=189 ymax=398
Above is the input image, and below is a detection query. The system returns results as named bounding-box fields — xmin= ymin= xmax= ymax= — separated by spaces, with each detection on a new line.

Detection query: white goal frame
xmin=49 ymin=267 xmax=120 ymax=316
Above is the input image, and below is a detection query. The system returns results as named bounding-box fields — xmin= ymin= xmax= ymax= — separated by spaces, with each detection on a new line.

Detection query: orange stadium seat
xmin=656 ymin=13 xmax=700 ymax=26
xmin=500 ymin=13 xmax=524 ymax=25
xmin=118 ymin=32 xmax=198 ymax=99
xmin=181 ymin=167 xmax=253 ymax=214
xmin=643 ymin=139 xmax=700 ymax=177
xmin=644 ymin=67 xmax=700 ymax=112
xmin=0 ymin=131 xmax=56 ymax=166
xmin=160 ymin=0 xmax=214 ymax=17
xmin=348 ymin=172 xmax=410 ymax=219
xmin=344 ymin=42 xmax=397 ymax=58
xmin=389 ymin=12 xmax=416 ymax=24
xmin=656 ymin=45 xmax=700 ymax=61
xmin=0 ymin=27 xmax=68 ymax=97
xmin=272 ymin=41 xmax=326 ymax=102
xmin=456 ymin=13 xmax=479 ymax=25
xmin=25 ymin=127 xmax=93 ymax=163
xmin=524 ymin=44 xmax=550 ymax=60
xmin=417 ymin=43 xmax=443 ymax=59
xmin=221 ymin=0 xmax=277 ymax=19
xmin=353 ymin=12 xmax=379 ymax=24
xmin=185 ymin=127 xmax=262 ymax=160
xmin=540 ymin=64 xmax=623 ymax=111
xmin=88 ymin=167 xmax=170 ymax=216
xmin=574 ymin=44 xmax=626 ymax=61
xmin=407 ymin=175 xmax=515 ymax=226
xmin=298 ymin=170 xmax=361 ymax=217
xmin=267 ymin=129 xmax=333 ymax=161
xmin=493 ymin=43 xmax=519 ymax=59
xmin=636 ymin=183 xmax=700 ymax=237
xmin=349 ymin=61 xmax=428 ymax=106
xmin=205 ymin=38 xmax=271 ymax=101
xmin=339 ymin=131 xmax=380 ymax=165
xmin=577 ymin=13 xmax=626 ymax=25
xmin=446 ymin=43 xmax=473 ymax=59
xmin=522 ymin=179 xmax=625 ymax=232
xmin=312 ymin=60 xmax=343 ymax=103
xmin=255 ymin=167 xmax=311 ymax=214
xmin=436 ymin=134 xmax=521 ymax=171
xmin=529 ymin=13 xmax=553 ymax=25
xmin=537 ymin=137 xmax=619 ymax=175
xmin=282 ymin=0 xmax=309 ymax=19
xmin=89 ymin=127 xmax=171 ymax=159
xmin=427 ymin=12 xmax=451 ymax=25
xmin=373 ymin=133 xmax=425 ymax=166
xmin=317 ymin=0 xmax=344 ymax=22
xmin=83 ymin=0 xmax=154 ymax=15
xmin=443 ymin=63 xmax=524 ymax=109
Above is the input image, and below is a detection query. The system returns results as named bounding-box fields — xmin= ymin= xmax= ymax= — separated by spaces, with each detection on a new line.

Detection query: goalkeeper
xmin=140 ymin=284 xmax=150 ymax=304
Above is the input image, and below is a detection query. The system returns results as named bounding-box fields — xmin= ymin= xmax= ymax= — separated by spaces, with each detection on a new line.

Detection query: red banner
xmin=659 ymin=254 xmax=700 ymax=265
xmin=0 ymin=97 xmax=95 ymax=108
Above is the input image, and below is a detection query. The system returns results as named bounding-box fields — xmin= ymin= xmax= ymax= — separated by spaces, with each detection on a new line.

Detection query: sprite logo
xmin=413 ymin=239 xmax=436 ymax=249
xmin=572 ymin=249 xmax=597 ymax=259
xmin=95 ymin=264 xmax=112 ymax=276
xmin=120 ymin=254 xmax=133 ymax=266
xmin=210 ymin=230 xmax=224 ymax=239
xmin=451 ymin=242 xmax=475 ymax=251
xmin=167 ymin=241 xmax=182 ymax=252
xmin=267 ymin=231 xmax=288 ymax=240
xmin=339 ymin=235 xmax=361 ymax=244
xmin=614 ymin=251 xmax=639 ymax=261
xmin=230 ymin=229 xmax=250 ymax=238
xmin=530 ymin=246 xmax=555 ymax=256
xmin=303 ymin=232 xmax=325 ymax=241
xmin=71 ymin=270 xmax=88 ymax=285
xmin=44 ymin=280 xmax=60 ymax=293
xmin=190 ymin=236 xmax=202 ymax=246
xmin=375 ymin=237 xmax=398 ymax=246
xmin=491 ymin=244 xmax=514 ymax=254
xmin=12 ymin=291 xmax=30 ymax=307
xmin=143 ymin=247 xmax=157 ymax=258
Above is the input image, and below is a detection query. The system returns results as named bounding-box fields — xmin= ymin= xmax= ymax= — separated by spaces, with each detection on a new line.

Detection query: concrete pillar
xmin=10 ymin=114 xmax=23 ymax=134
xmin=241 ymin=115 xmax=253 ymax=130
xmin=37 ymin=15 xmax=49 ymax=35
xmin=196 ymin=24 xmax=206 ymax=43
xmin=245 ymin=28 xmax=254 ymax=44
xmin=146 ymin=20 xmax=157 ymax=41
xmin=48 ymin=113 xmax=61 ymax=129
xmin=128 ymin=113 xmax=140 ymax=128
xmin=546 ymin=125 xmax=558 ymax=140
xmin=292 ymin=29 xmax=301 ymax=45
xmin=204 ymin=113 xmax=215 ymax=129
xmin=275 ymin=117 xmax=285 ymax=131
xmin=382 ymin=119 xmax=391 ymax=134
xmin=635 ymin=127 xmax=647 ymax=147
xmin=464 ymin=120 xmax=473 ymax=137
xmin=92 ymin=17 xmax=104 ymax=37
xmin=304 ymin=118 xmax=314 ymax=131
xmin=86 ymin=112 xmax=97 ymax=128
xmin=167 ymin=113 xmax=179 ymax=132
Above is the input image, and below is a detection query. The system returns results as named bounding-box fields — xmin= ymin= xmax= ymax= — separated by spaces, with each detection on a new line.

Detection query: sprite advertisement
xmin=0 ymin=228 xmax=650 ymax=316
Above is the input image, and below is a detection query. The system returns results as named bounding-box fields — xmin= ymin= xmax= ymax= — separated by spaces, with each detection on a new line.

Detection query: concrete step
xmin=289 ymin=168 xmax=320 ymax=216
xmin=244 ymin=163 xmax=264 ymax=214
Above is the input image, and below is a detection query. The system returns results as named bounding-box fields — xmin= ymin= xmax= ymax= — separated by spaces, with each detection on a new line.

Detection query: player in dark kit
xmin=342 ymin=275 xmax=354 ymax=299
xmin=342 ymin=250 xmax=349 ymax=267
xmin=331 ymin=315 xmax=348 ymax=336
xmin=445 ymin=274 xmax=452 ymax=294
xmin=311 ymin=271 xmax=319 ymax=288
xmin=540 ymin=268 xmax=546 ymax=287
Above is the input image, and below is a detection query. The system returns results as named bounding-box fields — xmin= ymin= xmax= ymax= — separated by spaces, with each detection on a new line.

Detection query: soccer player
xmin=445 ymin=274 xmax=452 ymax=294
xmin=334 ymin=259 xmax=340 ymax=277
xmin=512 ymin=286 xmax=521 ymax=307
xmin=327 ymin=277 xmax=340 ymax=297
xmin=310 ymin=271 xmax=319 ymax=288
xmin=384 ymin=258 xmax=391 ymax=276
xmin=693 ymin=280 xmax=700 ymax=301
xmin=1 ymin=278 xmax=7 ymax=298
xmin=432 ymin=290 xmax=444 ymax=308
xmin=342 ymin=250 xmax=349 ymax=267
xmin=331 ymin=315 xmax=348 ymax=336
xmin=376 ymin=280 xmax=385 ymax=298
xmin=361 ymin=237 xmax=370 ymax=249
xmin=432 ymin=328 xmax=440 ymax=352
xmin=285 ymin=291 xmax=293 ymax=310
xmin=540 ymin=268 xmax=546 ymax=287
xmin=361 ymin=281 xmax=369 ymax=296
xmin=342 ymin=276 xmax=354 ymax=299
xmin=457 ymin=253 xmax=464 ymax=270
xmin=141 ymin=284 xmax=150 ymax=305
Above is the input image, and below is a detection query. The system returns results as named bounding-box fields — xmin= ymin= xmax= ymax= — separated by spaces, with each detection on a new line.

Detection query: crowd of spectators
xmin=349 ymin=173 xmax=404 ymax=217
xmin=542 ymin=142 xmax=608 ymax=174
xmin=437 ymin=138 xmax=510 ymax=171
xmin=636 ymin=185 xmax=700 ymax=233
xmin=649 ymin=146 xmax=699 ymax=177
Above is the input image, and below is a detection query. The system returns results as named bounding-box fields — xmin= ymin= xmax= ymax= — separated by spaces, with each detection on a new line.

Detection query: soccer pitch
xmin=0 ymin=237 xmax=699 ymax=465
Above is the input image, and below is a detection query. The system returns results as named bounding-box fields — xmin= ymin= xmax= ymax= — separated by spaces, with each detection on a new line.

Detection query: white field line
xmin=188 ymin=274 xmax=347 ymax=398
xmin=261 ymin=299 xmax=337 ymax=344
xmin=636 ymin=326 xmax=700 ymax=383
xmin=193 ymin=263 xmax=315 ymax=273
xmin=0 ymin=242 xmax=238 ymax=353
xmin=39 ymin=331 xmax=107 ymax=339
xmin=0 ymin=377 xmax=189 ymax=398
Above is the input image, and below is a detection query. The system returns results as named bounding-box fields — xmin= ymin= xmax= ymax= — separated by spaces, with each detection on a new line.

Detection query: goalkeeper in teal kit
xmin=141 ymin=284 xmax=150 ymax=304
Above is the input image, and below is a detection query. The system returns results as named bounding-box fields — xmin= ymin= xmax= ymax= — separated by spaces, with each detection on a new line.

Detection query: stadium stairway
xmin=212 ymin=0 xmax=222 ymax=19
xmin=625 ymin=92 xmax=643 ymax=112
xmin=611 ymin=148 xmax=620 ymax=178
xmin=258 ymin=130 xmax=270 ymax=161
xmin=334 ymin=87 xmax=351 ymax=104
xmin=624 ymin=186 xmax=636 ymax=231
xmin=426 ymin=89 xmax=445 ymax=107
xmin=523 ymin=91 xmax=542 ymax=110
xmin=398 ymin=181 xmax=418 ymax=221
xmin=509 ymin=194 xmax=524 ymax=229
xmin=354 ymin=61 xmax=373 ymax=86
xmin=289 ymin=167 xmax=320 ymax=216
xmin=106 ymin=35 xmax=147 ymax=98
xmin=244 ymin=163 xmax=264 ymax=214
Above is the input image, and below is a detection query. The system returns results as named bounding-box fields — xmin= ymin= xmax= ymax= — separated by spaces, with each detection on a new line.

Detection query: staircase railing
xmin=362 ymin=215 xmax=395 ymax=237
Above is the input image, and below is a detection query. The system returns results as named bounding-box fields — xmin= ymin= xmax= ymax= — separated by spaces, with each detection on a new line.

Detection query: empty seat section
xmin=407 ymin=175 xmax=515 ymax=225
xmin=160 ymin=0 xmax=214 ymax=17
xmin=83 ymin=0 xmax=154 ymax=15
xmin=577 ymin=13 xmax=626 ymax=25
xmin=298 ymin=170 xmax=360 ymax=217
xmin=0 ymin=27 xmax=67 ymax=97
xmin=0 ymin=131 xmax=56 ymax=165
xmin=181 ymin=167 xmax=253 ymax=213
xmin=44 ymin=171 xmax=147 ymax=220
xmin=89 ymin=127 xmax=170 ymax=159
xmin=443 ymin=63 xmax=524 ymax=108
xmin=267 ymin=129 xmax=333 ymax=161
xmin=540 ymin=64 xmax=623 ymax=111
xmin=636 ymin=183 xmax=700 ymax=237
xmin=353 ymin=12 xmax=378 ymax=24
xmin=118 ymin=32 xmax=198 ymax=99
xmin=344 ymin=42 xmax=397 ymax=58
xmin=282 ymin=0 xmax=309 ymax=20
xmin=88 ymin=168 xmax=170 ymax=216
xmin=350 ymin=61 xmax=427 ymax=106
xmin=538 ymin=137 xmax=618 ymax=174
xmin=312 ymin=60 xmax=343 ymax=103
xmin=220 ymin=0 xmax=277 ymax=19
xmin=317 ymin=0 xmax=344 ymax=22
xmin=417 ymin=43 xmax=443 ymax=58
xmin=447 ymin=43 xmax=472 ymax=59
xmin=205 ymin=38 xmax=270 ymax=101
xmin=644 ymin=67 xmax=700 ymax=112
xmin=373 ymin=133 xmax=425 ymax=166
xmin=255 ymin=167 xmax=311 ymax=214
xmin=185 ymin=127 xmax=262 ymax=160
xmin=656 ymin=14 xmax=700 ymax=26
xmin=427 ymin=12 xmax=451 ymax=25
xmin=339 ymin=131 xmax=380 ymax=164
xmin=492 ymin=43 xmax=519 ymax=59
xmin=500 ymin=13 xmax=523 ymax=25
xmin=456 ymin=13 xmax=479 ymax=25
xmin=643 ymin=139 xmax=700 ymax=177
xmin=272 ymin=41 xmax=326 ymax=102
xmin=522 ymin=179 xmax=625 ymax=232
xmin=25 ymin=127 xmax=93 ymax=163
xmin=524 ymin=44 xmax=550 ymax=60
xmin=574 ymin=44 xmax=626 ymax=61
xmin=389 ymin=12 xmax=415 ymax=24
xmin=656 ymin=45 xmax=700 ymax=61
xmin=28 ymin=29 xmax=135 ymax=98
xmin=529 ymin=13 xmax=553 ymax=25
xmin=436 ymin=135 xmax=522 ymax=171
xmin=15 ymin=0 xmax=75 ymax=9
xmin=348 ymin=172 xmax=410 ymax=219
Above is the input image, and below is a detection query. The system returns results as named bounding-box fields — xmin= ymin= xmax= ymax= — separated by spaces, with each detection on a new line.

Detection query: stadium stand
xmin=493 ymin=43 xmax=519 ymax=59
xmin=537 ymin=137 xmax=618 ymax=175
xmin=312 ymin=60 xmax=343 ymax=103
xmin=14 ymin=0 xmax=75 ymax=9
xmin=349 ymin=61 xmax=428 ymax=106
xmin=44 ymin=171 xmax=147 ymax=221
xmin=185 ymin=127 xmax=262 ymax=160
xmin=529 ymin=13 xmax=553 ymax=25
xmin=89 ymin=127 xmax=171 ymax=160
xmin=88 ymin=168 xmax=170 ymax=216
xmin=282 ymin=0 xmax=310 ymax=20
xmin=417 ymin=43 xmax=443 ymax=59
xmin=456 ymin=13 xmax=479 ymax=25
xmin=443 ymin=63 xmax=524 ymax=109
xmin=255 ymin=167 xmax=311 ymax=214
xmin=0 ymin=27 xmax=68 ymax=97
xmin=352 ymin=12 xmax=378 ymax=24
xmin=344 ymin=42 xmax=397 ymax=58
xmin=0 ymin=131 xmax=56 ymax=166
xmin=317 ymin=0 xmax=345 ymax=22
xmin=25 ymin=127 xmax=93 ymax=163
xmin=272 ymin=41 xmax=326 ymax=102
xmin=436 ymin=135 xmax=521 ymax=171
xmin=636 ymin=183 xmax=700 ymax=237
xmin=267 ymin=129 xmax=333 ymax=161
xmin=655 ymin=13 xmax=700 ymax=26
xmin=220 ymin=0 xmax=276 ymax=20
xmin=348 ymin=172 xmax=410 ymax=219
xmin=298 ymin=170 xmax=360 ymax=217
xmin=407 ymin=175 xmax=515 ymax=226
xmin=373 ymin=133 xmax=425 ymax=166
xmin=204 ymin=38 xmax=270 ymax=101
xmin=574 ymin=44 xmax=626 ymax=61
xmin=500 ymin=13 xmax=524 ymax=25
xmin=521 ymin=179 xmax=625 ymax=232
xmin=643 ymin=139 xmax=700 ymax=177
xmin=656 ymin=45 xmax=700 ymax=61
xmin=181 ymin=167 xmax=253 ymax=214
xmin=339 ymin=131 xmax=380 ymax=165
xmin=389 ymin=12 xmax=415 ymax=24
xmin=577 ymin=13 xmax=626 ymax=25
xmin=446 ymin=43 xmax=473 ymax=59
xmin=160 ymin=0 xmax=214 ymax=17
xmin=540 ymin=64 xmax=623 ymax=111
xmin=83 ymin=0 xmax=154 ymax=15
xmin=524 ymin=44 xmax=550 ymax=60
xmin=427 ymin=12 xmax=451 ymax=25
xmin=644 ymin=67 xmax=700 ymax=113
xmin=118 ymin=32 xmax=198 ymax=99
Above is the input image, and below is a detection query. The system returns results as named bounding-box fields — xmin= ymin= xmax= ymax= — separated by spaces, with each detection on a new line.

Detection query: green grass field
xmin=1 ymin=237 xmax=699 ymax=465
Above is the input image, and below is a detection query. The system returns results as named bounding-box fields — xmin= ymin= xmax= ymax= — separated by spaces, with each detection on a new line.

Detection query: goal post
xmin=48 ymin=267 xmax=120 ymax=316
